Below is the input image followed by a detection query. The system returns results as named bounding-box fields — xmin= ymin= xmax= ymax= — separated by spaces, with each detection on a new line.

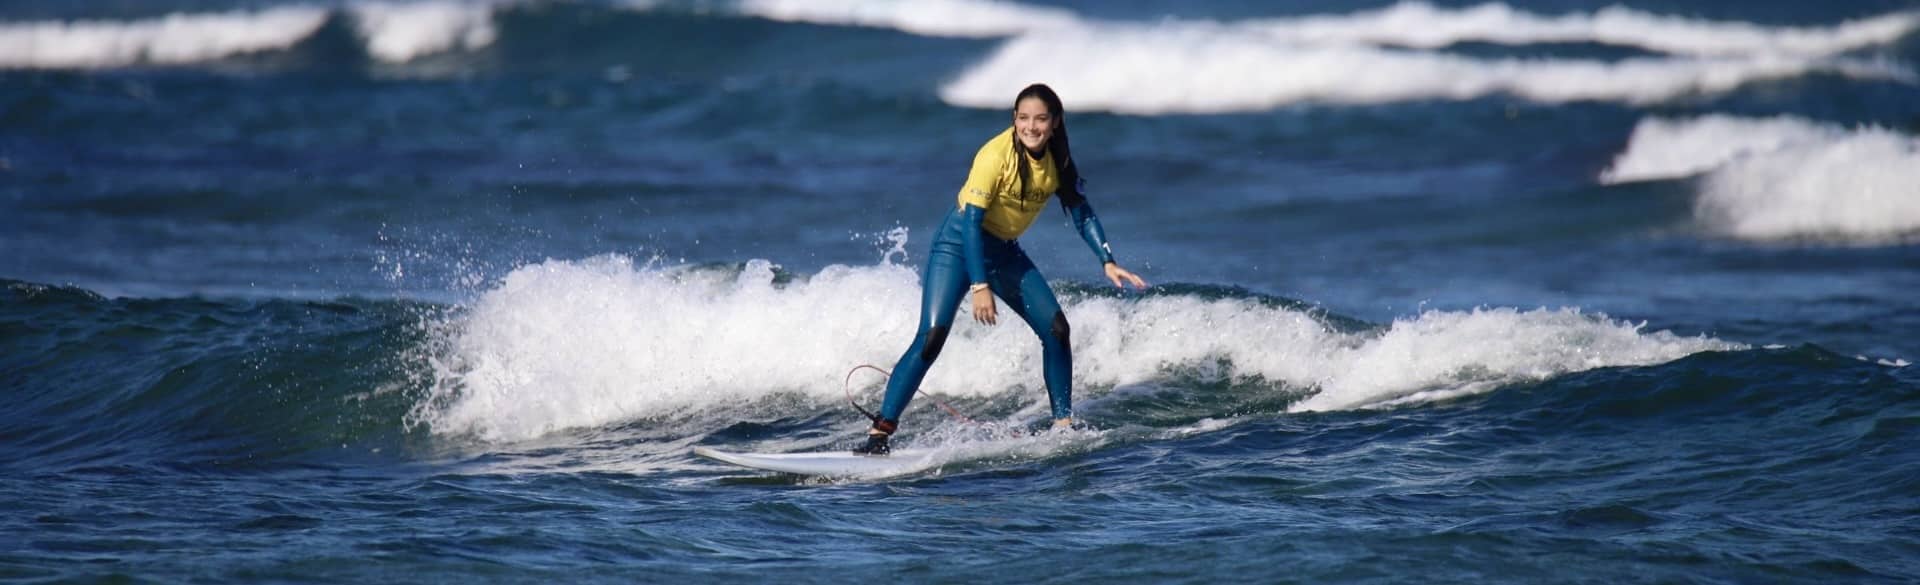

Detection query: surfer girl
xmin=856 ymin=83 xmax=1149 ymax=455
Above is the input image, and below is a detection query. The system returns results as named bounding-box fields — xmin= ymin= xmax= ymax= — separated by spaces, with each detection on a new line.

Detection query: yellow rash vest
xmin=956 ymin=127 xmax=1060 ymax=241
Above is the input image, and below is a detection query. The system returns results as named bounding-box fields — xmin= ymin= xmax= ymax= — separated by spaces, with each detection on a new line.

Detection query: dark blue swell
xmin=0 ymin=280 xmax=431 ymax=474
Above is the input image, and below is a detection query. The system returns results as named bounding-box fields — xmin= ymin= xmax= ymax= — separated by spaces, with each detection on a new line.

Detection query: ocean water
xmin=3 ymin=0 xmax=1919 ymax=582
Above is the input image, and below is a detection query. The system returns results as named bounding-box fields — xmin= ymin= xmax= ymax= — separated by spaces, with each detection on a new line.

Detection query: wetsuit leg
xmin=989 ymin=246 xmax=1073 ymax=420
xmin=878 ymin=236 xmax=971 ymax=423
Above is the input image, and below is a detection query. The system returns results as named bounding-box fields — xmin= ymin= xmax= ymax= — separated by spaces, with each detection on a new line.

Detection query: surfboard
xmin=692 ymin=446 xmax=942 ymax=478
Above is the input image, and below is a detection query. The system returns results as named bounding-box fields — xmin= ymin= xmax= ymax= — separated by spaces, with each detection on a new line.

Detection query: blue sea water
xmin=3 ymin=0 xmax=1919 ymax=582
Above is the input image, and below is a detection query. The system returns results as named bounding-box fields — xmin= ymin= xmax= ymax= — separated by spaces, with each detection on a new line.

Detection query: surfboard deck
xmin=692 ymin=446 xmax=940 ymax=477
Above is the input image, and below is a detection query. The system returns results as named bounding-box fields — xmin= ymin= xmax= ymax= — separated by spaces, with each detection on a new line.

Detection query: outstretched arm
xmin=1066 ymin=199 xmax=1114 ymax=265
xmin=1062 ymin=195 xmax=1148 ymax=290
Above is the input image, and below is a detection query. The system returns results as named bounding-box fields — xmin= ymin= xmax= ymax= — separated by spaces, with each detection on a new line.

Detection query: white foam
xmin=1603 ymin=115 xmax=1920 ymax=242
xmin=349 ymin=1 xmax=500 ymax=62
xmin=411 ymin=255 xmax=1739 ymax=442
xmin=735 ymin=0 xmax=1080 ymax=38
xmin=0 ymin=2 xmax=505 ymax=68
xmin=1287 ymin=307 xmax=1739 ymax=411
xmin=939 ymin=23 xmax=1912 ymax=113
xmin=693 ymin=0 xmax=1920 ymax=58
xmin=0 ymin=7 xmax=330 ymax=69
xmin=1248 ymin=2 xmax=1920 ymax=58
xmin=840 ymin=426 xmax=1105 ymax=480
xmin=1600 ymin=115 xmax=1847 ymax=183
xmin=413 ymin=255 xmax=924 ymax=442
xmin=1695 ymin=128 xmax=1920 ymax=242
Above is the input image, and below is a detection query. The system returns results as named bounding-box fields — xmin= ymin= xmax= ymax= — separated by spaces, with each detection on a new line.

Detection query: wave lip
xmin=412 ymin=256 xmax=928 ymax=443
xmin=413 ymin=257 xmax=1740 ymax=443
xmin=0 ymin=1 xmax=505 ymax=69
xmin=1248 ymin=2 xmax=1920 ymax=58
xmin=733 ymin=0 xmax=1081 ymax=38
xmin=1290 ymin=307 xmax=1741 ymax=412
xmin=0 ymin=7 xmax=331 ymax=69
xmin=1604 ymin=115 xmax=1920 ymax=243
xmin=348 ymin=0 xmax=501 ymax=63
xmin=938 ymin=23 xmax=1911 ymax=113
xmin=1601 ymin=115 xmax=1851 ymax=183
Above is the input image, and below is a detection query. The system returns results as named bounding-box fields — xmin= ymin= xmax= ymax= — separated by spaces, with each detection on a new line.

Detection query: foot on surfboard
xmin=851 ymin=432 xmax=890 ymax=456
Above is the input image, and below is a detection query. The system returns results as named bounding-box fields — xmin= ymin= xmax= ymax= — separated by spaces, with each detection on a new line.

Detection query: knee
xmin=921 ymin=325 xmax=951 ymax=361
xmin=1049 ymin=313 xmax=1071 ymax=346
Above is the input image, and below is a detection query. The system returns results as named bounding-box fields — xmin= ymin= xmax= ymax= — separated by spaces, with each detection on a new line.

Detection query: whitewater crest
xmin=732 ymin=0 xmax=1079 ymax=38
xmin=411 ymin=256 xmax=1739 ymax=443
xmin=1603 ymin=115 xmax=1920 ymax=243
xmin=934 ymin=2 xmax=1918 ymax=113
xmin=348 ymin=1 xmax=501 ymax=63
xmin=1239 ymin=2 xmax=1920 ymax=59
xmin=0 ymin=7 xmax=332 ymax=69
xmin=9 ymin=0 xmax=1915 ymax=112
xmin=0 ymin=1 xmax=503 ymax=69
xmin=677 ymin=0 xmax=1920 ymax=112
xmin=940 ymin=26 xmax=1909 ymax=113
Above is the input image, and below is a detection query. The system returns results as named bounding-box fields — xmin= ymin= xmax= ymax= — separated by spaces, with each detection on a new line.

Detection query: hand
xmin=1104 ymin=262 xmax=1148 ymax=291
xmin=971 ymin=287 xmax=998 ymax=325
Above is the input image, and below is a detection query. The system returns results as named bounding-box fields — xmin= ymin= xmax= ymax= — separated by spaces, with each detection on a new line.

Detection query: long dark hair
xmin=1011 ymin=83 xmax=1084 ymax=205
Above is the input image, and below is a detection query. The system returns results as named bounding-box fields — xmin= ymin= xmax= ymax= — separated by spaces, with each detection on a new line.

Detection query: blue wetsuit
xmin=876 ymin=197 xmax=1115 ymax=427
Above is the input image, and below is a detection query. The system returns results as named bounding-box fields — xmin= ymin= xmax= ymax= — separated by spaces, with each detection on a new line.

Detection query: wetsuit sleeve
xmin=960 ymin=204 xmax=989 ymax=285
xmin=1061 ymin=178 xmax=1115 ymax=265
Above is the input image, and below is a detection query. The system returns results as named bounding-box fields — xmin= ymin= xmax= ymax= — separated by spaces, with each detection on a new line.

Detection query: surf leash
xmin=843 ymin=364 xmax=977 ymax=425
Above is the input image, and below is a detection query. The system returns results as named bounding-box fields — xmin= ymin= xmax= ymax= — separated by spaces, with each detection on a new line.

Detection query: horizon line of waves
xmin=644 ymin=0 xmax=1917 ymax=58
xmin=1603 ymin=115 xmax=1920 ymax=243
xmin=1245 ymin=2 xmax=1920 ymax=59
xmin=407 ymin=255 xmax=1742 ymax=443
xmin=0 ymin=1 xmax=501 ymax=70
xmin=938 ymin=23 xmax=1914 ymax=113
xmin=12 ymin=0 xmax=1913 ymax=72
xmin=0 ymin=0 xmax=1058 ymax=70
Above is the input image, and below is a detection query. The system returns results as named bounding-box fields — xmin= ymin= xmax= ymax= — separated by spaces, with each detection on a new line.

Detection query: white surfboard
xmin=692 ymin=446 xmax=942 ymax=478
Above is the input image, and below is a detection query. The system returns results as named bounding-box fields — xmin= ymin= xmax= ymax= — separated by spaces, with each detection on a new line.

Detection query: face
xmin=1013 ymin=96 xmax=1054 ymax=154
